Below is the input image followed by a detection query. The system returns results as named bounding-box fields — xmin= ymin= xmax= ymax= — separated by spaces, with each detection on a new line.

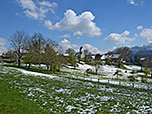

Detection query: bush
xmin=128 ymin=76 xmax=136 ymax=82
xmin=3 ymin=59 xmax=15 ymax=63
xmin=141 ymin=78 xmax=147 ymax=83
xmin=119 ymin=63 xmax=127 ymax=70
xmin=130 ymin=70 xmax=136 ymax=75
xmin=144 ymin=67 xmax=150 ymax=75
xmin=105 ymin=58 xmax=111 ymax=65
xmin=87 ymin=71 xmax=97 ymax=75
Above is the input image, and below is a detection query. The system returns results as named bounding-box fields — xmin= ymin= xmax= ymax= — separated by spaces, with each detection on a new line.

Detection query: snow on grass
xmin=78 ymin=63 xmax=94 ymax=71
xmin=66 ymin=105 xmax=77 ymax=112
xmin=10 ymin=67 xmax=57 ymax=79
xmin=0 ymin=66 xmax=152 ymax=113
xmin=4 ymin=65 xmax=151 ymax=90
xmin=129 ymin=65 xmax=142 ymax=70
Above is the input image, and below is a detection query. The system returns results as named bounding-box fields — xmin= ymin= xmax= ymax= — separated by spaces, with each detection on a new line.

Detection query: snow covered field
xmin=0 ymin=66 xmax=152 ymax=113
xmin=9 ymin=65 xmax=152 ymax=89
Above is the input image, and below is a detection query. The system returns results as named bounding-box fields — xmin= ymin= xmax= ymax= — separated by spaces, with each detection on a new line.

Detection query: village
xmin=1 ymin=0 xmax=152 ymax=113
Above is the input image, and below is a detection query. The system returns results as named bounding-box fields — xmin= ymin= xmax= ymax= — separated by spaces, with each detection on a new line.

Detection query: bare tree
xmin=10 ymin=31 xmax=28 ymax=67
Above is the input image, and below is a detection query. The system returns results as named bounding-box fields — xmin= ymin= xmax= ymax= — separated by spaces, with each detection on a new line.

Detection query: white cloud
xmin=101 ymin=46 xmax=118 ymax=54
xmin=128 ymin=0 xmax=135 ymax=5
xmin=23 ymin=10 xmax=38 ymax=19
xmin=128 ymin=0 xmax=144 ymax=6
xmin=140 ymin=28 xmax=152 ymax=41
xmin=0 ymin=38 xmax=7 ymax=46
xmin=58 ymin=34 xmax=71 ymax=38
xmin=44 ymin=9 xmax=101 ymax=37
xmin=72 ymin=44 xmax=78 ymax=48
xmin=134 ymin=33 xmax=138 ymax=37
xmin=59 ymin=39 xmax=72 ymax=52
xmin=0 ymin=47 xmax=7 ymax=55
xmin=44 ymin=20 xmax=53 ymax=29
xmin=59 ymin=39 xmax=103 ymax=54
xmin=137 ymin=25 xmax=143 ymax=30
xmin=83 ymin=44 xmax=103 ymax=54
xmin=77 ymin=37 xmax=80 ymax=39
xmin=0 ymin=38 xmax=7 ymax=54
xmin=104 ymin=30 xmax=135 ymax=45
xmin=16 ymin=0 xmax=57 ymax=20
xmin=16 ymin=0 xmax=37 ymax=11
xmin=38 ymin=1 xmax=57 ymax=8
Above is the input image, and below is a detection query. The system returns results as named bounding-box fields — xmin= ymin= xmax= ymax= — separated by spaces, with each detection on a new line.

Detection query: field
xmin=0 ymin=66 xmax=152 ymax=113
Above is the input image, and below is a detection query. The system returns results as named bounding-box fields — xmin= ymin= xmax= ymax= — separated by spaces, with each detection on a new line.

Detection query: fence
xmin=58 ymin=74 xmax=152 ymax=91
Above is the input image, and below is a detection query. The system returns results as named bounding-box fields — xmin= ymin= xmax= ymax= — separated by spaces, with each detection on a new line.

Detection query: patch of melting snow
xmin=10 ymin=67 xmax=57 ymax=79
xmin=56 ymin=88 xmax=66 ymax=93
xmin=55 ymin=88 xmax=72 ymax=94
xmin=43 ymin=102 xmax=47 ymax=106
xmin=28 ymin=92 xmax=34 ymax=97
xmin=100 ymin=96 xmax=111 ymax=101
xmin=28 ymin=87 xmax=46 ymax=94
xmin=66 ymin=105 xmax=77 ymax=112
xmin=99 ymin=87 xmax=114 ymax=92
xmin=35 ymin=88 xmax=46 ymax=93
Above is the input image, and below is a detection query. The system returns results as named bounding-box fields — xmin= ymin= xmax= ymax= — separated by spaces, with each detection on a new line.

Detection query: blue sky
xmin=0 ymin=0 xmax=152 ymax=54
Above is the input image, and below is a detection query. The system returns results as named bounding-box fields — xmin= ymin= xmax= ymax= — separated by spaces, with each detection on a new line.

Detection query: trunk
xmin=58 ymin=68 xmax=60 ymax=72
xmin=28 ymin=63 xmax=31 ymax=68
xmin=96 ymin=68 xmax=98 ymax=74
xmin=18 ymin=55 xmax=22 ymax=67
xmin=53 ymin=65 xmax=56 ymax=73
xmin=50 ymin=63 xmax=52 ymax=72
xmin=57 ymin=66 xmax=60 ymax=72
xmin=18 ymin=59 xmax=21 ymax=67
xmin=39 ymin=63 xmax=41 ymax=71
xmin=46 ymin=64 xmax=49 ymax=73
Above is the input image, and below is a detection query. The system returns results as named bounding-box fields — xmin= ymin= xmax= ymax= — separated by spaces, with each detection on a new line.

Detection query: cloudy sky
xmin=0 ymin=0 xmax=152 ymax=54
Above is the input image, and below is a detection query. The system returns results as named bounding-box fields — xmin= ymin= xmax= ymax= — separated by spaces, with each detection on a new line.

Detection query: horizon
xmin=0 ymin=0 xmax=152 ymax=55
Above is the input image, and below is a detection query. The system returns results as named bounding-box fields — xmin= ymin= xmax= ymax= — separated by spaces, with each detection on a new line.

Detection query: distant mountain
xmin=131 ymin=42 xmax=152 ymax=59
xmin=110 ymin=42 xmax=152 ymax=60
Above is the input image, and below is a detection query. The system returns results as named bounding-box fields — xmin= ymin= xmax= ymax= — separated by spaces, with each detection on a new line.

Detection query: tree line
xmin=3 ymin=31 xmax=152 ymax=75
xmin=4 ymin=31 xmax=96 ymax=73
xmin=4 ymin=31 xmax=67 ymax=73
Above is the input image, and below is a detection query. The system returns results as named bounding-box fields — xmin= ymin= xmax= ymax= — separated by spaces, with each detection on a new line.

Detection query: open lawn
xmin=0 ymin=74 xmax=47 ymax=114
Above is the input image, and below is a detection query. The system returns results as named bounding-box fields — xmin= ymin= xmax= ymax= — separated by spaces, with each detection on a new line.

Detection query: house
xmin=0 ymin=55 xmax=3 ymax=60
xmin=101 ymin=53 xmax=121 ymax=64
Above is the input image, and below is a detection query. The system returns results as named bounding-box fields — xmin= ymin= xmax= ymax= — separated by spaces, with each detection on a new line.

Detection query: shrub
xmin=128 ymin=76 xmax=136 ymax=82
xmin=105 ymin=58 xmax=111 ymax=65
xmin=119 ymin=63 xmax=127 ymax=70
xmin=144 ymin=67 xmax=150 ymax=75
xmin=141 ymin=78 xmax=147 ymax=83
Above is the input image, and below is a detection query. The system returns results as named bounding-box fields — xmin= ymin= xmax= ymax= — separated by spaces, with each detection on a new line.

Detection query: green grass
xmin=0 ymin=66 xmax=152 ymax=113
xmin=116 ymin=64 xmax=128 ymax=70
xmin=4 ymin=64 xmax=70 ymax=76
xmin=0 ymin=79 xmax=47 ymax=114
xmin=87 ymin=71 xmax=106 ymax=76
xmin=4 ymin=64 xmax=151 ymax=84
